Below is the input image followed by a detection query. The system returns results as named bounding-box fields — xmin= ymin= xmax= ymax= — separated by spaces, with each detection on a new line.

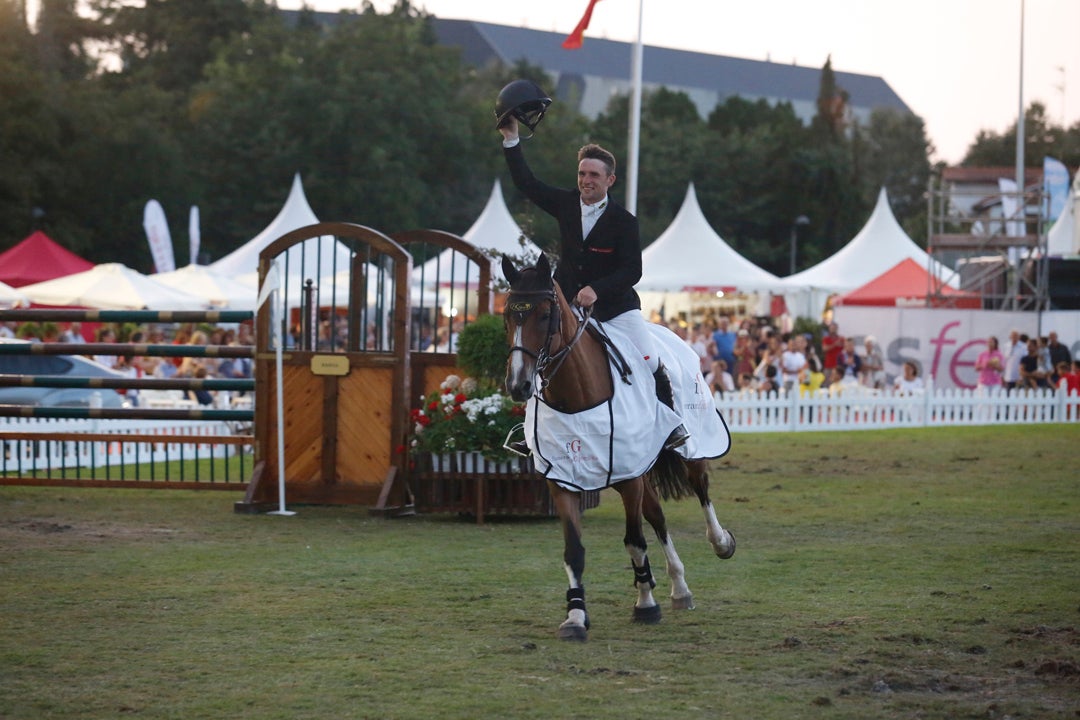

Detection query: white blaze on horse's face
xmin=508 ymin=322 xmax=528 ymax=391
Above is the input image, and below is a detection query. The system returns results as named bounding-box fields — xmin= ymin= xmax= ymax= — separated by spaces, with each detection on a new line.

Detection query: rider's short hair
xmin=577 ymin=144 xmax=616 ymax=176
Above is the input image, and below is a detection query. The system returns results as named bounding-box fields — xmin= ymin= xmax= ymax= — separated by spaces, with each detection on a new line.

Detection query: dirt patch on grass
xmin=0 ymin=518 xmax=182 ymax=547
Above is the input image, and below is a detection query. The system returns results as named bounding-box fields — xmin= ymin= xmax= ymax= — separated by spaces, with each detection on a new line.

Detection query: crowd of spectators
xmin=0 ymin=320 xmax=253 ymax=407
xmin=664 ymin=314 xmax=1077 ymax=399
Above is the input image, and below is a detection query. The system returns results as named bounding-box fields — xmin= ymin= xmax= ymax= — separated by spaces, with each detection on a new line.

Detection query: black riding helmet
xmin=494 ymin=79 xmax=552 ymax=132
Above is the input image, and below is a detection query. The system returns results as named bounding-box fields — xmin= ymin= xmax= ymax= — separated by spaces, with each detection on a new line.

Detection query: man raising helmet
xmin=499 ymin=114 xmax=688 ymax=451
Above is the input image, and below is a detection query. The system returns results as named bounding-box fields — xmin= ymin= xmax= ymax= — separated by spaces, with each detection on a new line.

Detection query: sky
xmin=282 ymin=0 xmax=1080 ymax=166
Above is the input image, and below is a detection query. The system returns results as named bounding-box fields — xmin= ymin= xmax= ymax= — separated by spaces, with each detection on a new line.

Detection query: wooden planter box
xmin=408 ymin=452 xmax=600 ymax=524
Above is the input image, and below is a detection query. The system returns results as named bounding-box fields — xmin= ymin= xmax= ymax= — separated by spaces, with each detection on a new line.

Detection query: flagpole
xmin=1015 ymin=0 xmax=1025 ymax=203
xmin=626 ymin=0 xmax=644 ymax=216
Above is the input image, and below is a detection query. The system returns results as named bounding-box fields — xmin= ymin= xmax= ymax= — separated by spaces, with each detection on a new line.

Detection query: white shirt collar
xmin=580 ymin=196 xmax=609 ymax=216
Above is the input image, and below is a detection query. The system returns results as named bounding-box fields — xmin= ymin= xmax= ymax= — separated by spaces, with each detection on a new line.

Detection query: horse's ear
xmin=501 ymin=255 xmax=519 ymax=285
xmin=536 ymin=253 xmax=551 ymax=278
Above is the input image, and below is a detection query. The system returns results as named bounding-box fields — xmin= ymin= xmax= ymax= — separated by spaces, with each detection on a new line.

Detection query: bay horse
xmin=502 ymin=254 xmax=735 ymax=641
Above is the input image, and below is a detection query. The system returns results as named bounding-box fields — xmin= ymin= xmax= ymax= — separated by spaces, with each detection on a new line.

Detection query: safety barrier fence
xmin=0 ymin=308 xmax=255 ymax=489
xmin=713 ymin=384 xmax=1080 ymax=432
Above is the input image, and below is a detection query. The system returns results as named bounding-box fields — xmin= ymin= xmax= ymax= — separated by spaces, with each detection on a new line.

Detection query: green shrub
xmin=455 ymin=313 xmax=508 ymax=388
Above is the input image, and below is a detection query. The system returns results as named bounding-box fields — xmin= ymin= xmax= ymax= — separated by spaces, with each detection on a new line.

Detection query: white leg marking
xmin=656 ymin=536 xmax=692 ymax=601
xmin=704 ymin=502 xmax=735 ymax=558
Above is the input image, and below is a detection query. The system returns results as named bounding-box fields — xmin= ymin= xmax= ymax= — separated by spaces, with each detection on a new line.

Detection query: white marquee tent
xmin=1047 ymin=176 xmax=1078 ymax=256
xmin=637 ymin=183 xmax=783 ymax=317
xmin=212 ymin=173 xmax=357 ymax=297
xmin=152 ymin=264 xmax=257 ymax=311
xmin=415 ymin=180 xmax=540 ymax=287
xmin=19 ymin=263 xmax=209 ymax=311
xmin=781 ymin=187 xmax=952 ymax=318
xmin=0 ymin=280 xmax=28 ymax=308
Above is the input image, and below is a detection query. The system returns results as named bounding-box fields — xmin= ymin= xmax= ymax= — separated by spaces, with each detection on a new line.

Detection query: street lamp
xmin=790 ymin=215 xmax=810 ymax=276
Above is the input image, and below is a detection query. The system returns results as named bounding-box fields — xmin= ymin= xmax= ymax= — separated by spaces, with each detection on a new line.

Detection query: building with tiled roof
xmin=435 ymin=19 xmax=910 ymax=124
xmin=291 ymin=11 xmax=911 ymax=125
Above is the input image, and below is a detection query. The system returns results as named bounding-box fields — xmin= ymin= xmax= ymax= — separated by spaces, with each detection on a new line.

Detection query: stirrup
xmin=664 ymin=424 xmax=690 ymax=450
xmin=502 ymin=423 xmax=530 ymax=458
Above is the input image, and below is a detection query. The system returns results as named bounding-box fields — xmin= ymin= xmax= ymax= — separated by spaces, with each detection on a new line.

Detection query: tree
xmin=810 ymin=55 xmax=849 ymax=142
xmin=964 ymin=101 xmax=1080 ymax=170
xmin=856 ymin=108 xmax=932 ymax=239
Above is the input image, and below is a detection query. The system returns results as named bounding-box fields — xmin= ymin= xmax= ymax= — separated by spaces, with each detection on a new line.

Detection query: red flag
xmin=562 ymin=0 xmax=602 ymax=50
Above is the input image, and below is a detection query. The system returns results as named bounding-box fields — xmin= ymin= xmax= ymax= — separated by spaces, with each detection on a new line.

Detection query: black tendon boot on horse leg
xmin=654 ymin=362 xmax=690 ymax=450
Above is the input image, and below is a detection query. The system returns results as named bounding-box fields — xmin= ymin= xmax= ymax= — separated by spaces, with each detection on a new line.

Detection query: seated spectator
xmin=799 ymin=348 xmax=826 ymax=396
xmin=861 ymin=335 xmax=885 ymax=389
xmin=705 ymin=359 xmax=735 ymax=398
xmin=1018 ymin=338 xmax=1048 ymax=389
xmin=186 ymin=367 xmax=215 ymax=406
xmin=1058 ymin=360 xmax=1080 ymax=397
xmin=735 ymin=372 xmax=757 ymax=395
xmin=892 ymin=361 xmax=924 ymax=395
xmin=1047 ymin=331 xmax=1072 ymax=369
xmin=836 ymin=338 xmax=862 ymax=385
xmin=59 ymin=322 xmax=83 ymax=343
xmin=93 ymin=327 xmax=117 ymax=368
xmin=758 ymin=365 xmax=780 ymax=394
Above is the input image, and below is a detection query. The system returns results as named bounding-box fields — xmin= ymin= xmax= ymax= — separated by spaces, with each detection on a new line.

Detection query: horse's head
xmin=502 ymin=254 xmax=562 ymax=402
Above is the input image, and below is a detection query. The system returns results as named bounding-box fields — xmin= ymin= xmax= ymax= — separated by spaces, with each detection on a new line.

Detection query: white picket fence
xmin=713 ymin=385 xmax=1080 ymax=432
xmin=1 ymin=386 xmax=1075 ymax=475
xmin=0 ymin=417 xmax=248 ymax=474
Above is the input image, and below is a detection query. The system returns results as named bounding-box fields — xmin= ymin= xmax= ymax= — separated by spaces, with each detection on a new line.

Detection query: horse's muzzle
xmin=508 ymin=379 xmax=533 ymax=403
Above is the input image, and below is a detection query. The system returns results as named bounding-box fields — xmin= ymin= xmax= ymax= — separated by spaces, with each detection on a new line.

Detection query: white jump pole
xmin=257 ymin=260 xmax=295 ymax=517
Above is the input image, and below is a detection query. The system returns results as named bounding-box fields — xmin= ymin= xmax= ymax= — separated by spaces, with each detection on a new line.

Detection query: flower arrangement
xmin=408 ymin=374 xmax=526 ymax=460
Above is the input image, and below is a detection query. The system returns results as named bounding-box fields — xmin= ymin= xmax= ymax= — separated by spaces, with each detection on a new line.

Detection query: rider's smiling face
xmin=577 ymin=158 xmax=615 ymax=206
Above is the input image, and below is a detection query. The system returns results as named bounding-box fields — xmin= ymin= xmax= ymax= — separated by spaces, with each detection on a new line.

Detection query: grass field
xmin=1 ymin=425 xmax=1077 ymax=719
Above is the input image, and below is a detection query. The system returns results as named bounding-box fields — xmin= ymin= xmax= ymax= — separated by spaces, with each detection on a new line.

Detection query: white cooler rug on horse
xmin=524 ymin=323 xmax=682 ymax=492
xmin=524 ymin=321 xmax=731 ymax=492
xmin=648 ymin=323 xmax=732 ymax=461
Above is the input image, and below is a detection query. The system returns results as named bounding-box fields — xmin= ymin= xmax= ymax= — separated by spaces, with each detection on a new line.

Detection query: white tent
xmin=1047 ymin=177 xmax=1078 ymax=256
xmin=19 ymin=263 xmax=209 ymax=310
xmin=415 ymin=180 xmax=540 ymax=287
xmin=152 ymin=264 xmax=256 ymax=311
xmin=781 ymin=188 xmax=951 ymax=318
xmin=640 ymin=183 xmax=782 ymax=292
xmin=213 ymin=173 xmax=356 ymax=297
xmin=0 ymin=280 xmax=28 ymax=308
xmin=637 ymin=183 xmax=781 ymax=318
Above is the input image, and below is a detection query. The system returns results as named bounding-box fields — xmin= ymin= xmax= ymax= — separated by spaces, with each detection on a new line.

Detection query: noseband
xmin=507 ymin=288 xmax=591 ymax=392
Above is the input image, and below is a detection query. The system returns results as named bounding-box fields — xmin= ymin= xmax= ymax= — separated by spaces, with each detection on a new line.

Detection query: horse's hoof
xmin=672 ymin=594 xmax=695 ymax=610
xmin=713 ymin=531 xmax=736 ymax=559
xmin=632 ymin=603 xmax=662 ymax=624
xmin=557 ymin=622 xmax=588 ymax=642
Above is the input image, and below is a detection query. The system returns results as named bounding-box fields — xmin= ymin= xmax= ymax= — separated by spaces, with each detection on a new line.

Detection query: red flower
xmin=454 ymin=393 xmax=467 ymax=404
xmin=428 ymin=400 xmax=439 ymax=411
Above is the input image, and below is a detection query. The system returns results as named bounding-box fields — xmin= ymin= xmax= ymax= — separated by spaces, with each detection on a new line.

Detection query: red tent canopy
xmin=836 ymin=258 xmax=982 ymax=308
xmin=0 ymin=231 xmax=95 ymax=287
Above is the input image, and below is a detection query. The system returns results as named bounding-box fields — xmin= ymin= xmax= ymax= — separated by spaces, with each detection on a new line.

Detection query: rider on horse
xmin=498 ymin=117 xmax=689 ymax=453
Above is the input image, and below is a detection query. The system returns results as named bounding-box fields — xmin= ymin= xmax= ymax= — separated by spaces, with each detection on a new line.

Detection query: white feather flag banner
xmin=143 ymin=200 xmax=176 ymax=273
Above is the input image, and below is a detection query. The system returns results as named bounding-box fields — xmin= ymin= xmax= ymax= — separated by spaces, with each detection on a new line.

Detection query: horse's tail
xmin=648 ymin=449 xmax=694 ymax=501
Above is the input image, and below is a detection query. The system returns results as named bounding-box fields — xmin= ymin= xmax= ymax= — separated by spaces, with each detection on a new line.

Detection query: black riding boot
xmin=654 ymin=363 xmax=690 ymax=450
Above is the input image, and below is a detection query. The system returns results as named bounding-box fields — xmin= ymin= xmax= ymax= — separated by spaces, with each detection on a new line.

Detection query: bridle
xmin=506 ymin=287 xmax=592 ymax=393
